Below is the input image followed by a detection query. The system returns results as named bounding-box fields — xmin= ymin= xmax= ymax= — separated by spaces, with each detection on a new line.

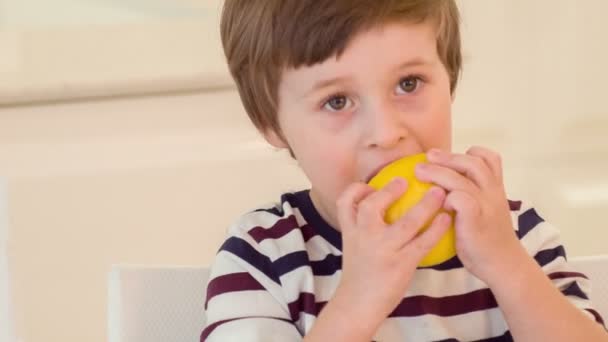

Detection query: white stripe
xmin=211 ymin=250 xmax=285 ymax=302
xmin=239 ymin=208 xmax=291 ymax=231
xmin=520 ymin=221 xmax=561 ymax=255
xmin=209 ymin=252 xmax=256 ymax=278
xmin=304 ymin=234 xmax=342 ymax=260
xmin=372 ymin=307 xmax=509 ymax=341
xmin=205 ymin=317 xmax=301 ymax=342
xmin=205 ymin=290 xmax=291 ymax=324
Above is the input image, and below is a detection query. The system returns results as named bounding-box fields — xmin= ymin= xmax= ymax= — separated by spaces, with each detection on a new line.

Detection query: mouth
xmin=365 ymin=159 xmax=399 ymax=183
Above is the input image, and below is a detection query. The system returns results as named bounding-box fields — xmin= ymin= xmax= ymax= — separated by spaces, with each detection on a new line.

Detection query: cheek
xmin=408 ymin=97 xmax=452 ymax=147
xmin=431 ymin=107 xmax=452 ymax=148
xmin=302 ymin=139 xmax=356 ymax=187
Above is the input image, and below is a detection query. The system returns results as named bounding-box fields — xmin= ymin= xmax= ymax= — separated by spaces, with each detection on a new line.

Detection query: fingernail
xmin=392 ymin=177 xmax=407 ymax=187
xmin=416 ymin=163 xmax=428 ymax=172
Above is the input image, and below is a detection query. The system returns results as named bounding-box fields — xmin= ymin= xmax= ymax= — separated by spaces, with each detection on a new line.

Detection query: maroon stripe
xmin=437 ymin=330 xmax=513 ymax=342
xmin=200 ymin=316 xmax=294 ymax=341
xmin=301 ymin=224 xmax=318 ymax=242
xmin=248 ymin=215 xmax=300 ymax=243
xmin=508 ymin=200 xmax=522 ymax=211
xmin=288 ymin=292 xmax=315 ymax=321
xmin=585 ymin=308 xmax=606 ymax=328
xmin=390 ymin=288 xmax=498 ymax=317
xmin=287 ymin=292 xmax=327 ymax=321
xmin=205 ymin=272 xmax=265 ymax=309
xmin=286 ymin=288 xmax=498 ymax=322
xmin=548 ymin=271 xmax=588 ymax=280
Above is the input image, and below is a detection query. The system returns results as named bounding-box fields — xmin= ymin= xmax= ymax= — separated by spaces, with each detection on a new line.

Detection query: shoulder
xmin=508 ymin=198 xmax=565 ymax=261
xmin=218 ymin=191 xmax=310 ymax=263
xmin=229 ymin=192 xmax=305 ymax=241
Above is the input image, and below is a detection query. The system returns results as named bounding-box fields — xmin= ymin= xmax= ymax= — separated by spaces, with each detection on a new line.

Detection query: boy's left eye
xmin=396 ymin=76 xmax=421 ymax=94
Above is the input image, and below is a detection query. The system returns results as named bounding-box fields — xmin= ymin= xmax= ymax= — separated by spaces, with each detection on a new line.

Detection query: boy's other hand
xmin=334 ymin=178 xmax=452 ymax=324
xmin=415 ymin=146 xmax=529 ymax=284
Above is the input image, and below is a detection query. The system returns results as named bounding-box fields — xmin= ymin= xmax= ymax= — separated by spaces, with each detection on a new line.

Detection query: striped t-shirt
xmin=201 ymin=190 xmax=605 ymax=341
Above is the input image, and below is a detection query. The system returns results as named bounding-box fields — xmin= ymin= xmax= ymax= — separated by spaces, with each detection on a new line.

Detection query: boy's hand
xmin=333 ymin=178 xmax=452 ymax=326
xmin=415 ymin=146 xmax=528 ymax=283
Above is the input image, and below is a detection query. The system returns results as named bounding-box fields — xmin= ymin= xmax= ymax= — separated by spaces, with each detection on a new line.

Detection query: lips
xmin=365 ymin=159 xmax=401 ymax=183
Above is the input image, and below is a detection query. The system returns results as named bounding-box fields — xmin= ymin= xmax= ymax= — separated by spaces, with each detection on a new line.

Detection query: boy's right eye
xmin=323 ymin=95 xmax=352 ymax=112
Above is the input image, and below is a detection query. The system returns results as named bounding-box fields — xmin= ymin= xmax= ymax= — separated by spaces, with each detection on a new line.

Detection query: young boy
xmin=201 ymin=1 xmax=607 ymax=341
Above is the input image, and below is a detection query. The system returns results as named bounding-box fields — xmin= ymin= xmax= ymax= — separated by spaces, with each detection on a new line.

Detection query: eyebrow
xmin=306 ymin=58 xmax=431 ymax=97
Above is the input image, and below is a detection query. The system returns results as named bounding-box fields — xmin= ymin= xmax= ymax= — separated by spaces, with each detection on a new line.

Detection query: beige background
xmin=1 ymin=0 xmax=607 ymax=341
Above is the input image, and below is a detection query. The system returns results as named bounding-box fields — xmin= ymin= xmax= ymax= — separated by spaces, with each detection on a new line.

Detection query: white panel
xmin=0 ymin=0 xmax=230 ymax=104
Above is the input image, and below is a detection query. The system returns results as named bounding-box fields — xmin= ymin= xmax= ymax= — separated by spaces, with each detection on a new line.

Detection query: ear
xmin=262 ymin=128 xmax=289 ymax=149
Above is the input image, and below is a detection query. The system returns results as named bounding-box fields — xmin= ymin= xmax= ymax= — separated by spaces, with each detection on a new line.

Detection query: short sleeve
xmin=200 ymin=232 xmax=303 ymax=341
xmin=515 ymin=205 xmax=606 ymax=329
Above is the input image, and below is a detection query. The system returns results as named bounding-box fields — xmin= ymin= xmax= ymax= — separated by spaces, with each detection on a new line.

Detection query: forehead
xmin=280 ymin=21 xmax=441 ymax=94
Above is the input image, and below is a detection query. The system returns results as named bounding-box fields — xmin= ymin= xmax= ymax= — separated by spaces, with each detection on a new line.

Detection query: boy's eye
xmin=323 ymin=95 xmax=351 ymax=112
xmin=396 ymin=76 xmax=421 ymax=94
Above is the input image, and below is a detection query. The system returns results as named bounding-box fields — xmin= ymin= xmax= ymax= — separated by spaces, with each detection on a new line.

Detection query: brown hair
xmin=221 ymin=0 xmax=462 ymax=140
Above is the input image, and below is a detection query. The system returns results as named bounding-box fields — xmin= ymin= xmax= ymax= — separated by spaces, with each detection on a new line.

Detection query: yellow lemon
xmin=368 ymin=153 xmax=456 ymax=267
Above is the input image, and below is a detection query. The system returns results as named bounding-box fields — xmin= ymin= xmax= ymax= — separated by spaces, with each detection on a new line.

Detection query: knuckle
xmin=492 ymin=153 xmax=503 ymax=167
xmin=470 ymin=156 xmax=485 ymax=170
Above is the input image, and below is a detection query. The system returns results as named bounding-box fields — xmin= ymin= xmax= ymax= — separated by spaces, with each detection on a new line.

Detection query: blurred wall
xmin=0 ymin=1 xmax=607 ymax=341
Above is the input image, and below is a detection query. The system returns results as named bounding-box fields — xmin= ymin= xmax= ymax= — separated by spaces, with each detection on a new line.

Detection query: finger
xmin=387 ymin=186 xmax=446 ymax=249
xmin=466 ymin=146 xmax=503 ymax=182
xmin=415 ymin=162 xmax=479 ymax=195
xmin=356 ymin=177 xmax=408 ymax=229
xmin=336 ymin=182 xmax=376 ymax=233
xmin=426 ymin=149 xmax=493 ymax=187
xmin=405 ymin=212 xmax=452 ymax=260
xmin=443 ymin=190 xmax=481 ymax=225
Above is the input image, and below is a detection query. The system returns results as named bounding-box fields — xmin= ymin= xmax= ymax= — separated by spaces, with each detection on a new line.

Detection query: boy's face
xmin=266 ymin=21 xmax=453 ymax=230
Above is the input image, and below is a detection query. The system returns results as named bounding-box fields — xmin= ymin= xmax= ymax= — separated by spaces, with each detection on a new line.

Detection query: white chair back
xmin=0 ymin=178 xmax=16 ymax=342
xmin=107 ymin=265 xmax=210 ymax=342
xmin=570 ymin=255 xmax=608 ymax=322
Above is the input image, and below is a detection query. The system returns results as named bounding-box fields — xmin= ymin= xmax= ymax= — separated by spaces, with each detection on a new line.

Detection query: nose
xmin=365 ymin=102 xmax=408 ymax=150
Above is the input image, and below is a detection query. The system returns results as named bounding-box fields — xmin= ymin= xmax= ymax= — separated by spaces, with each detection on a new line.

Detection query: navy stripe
xmin=252 ymin=192 xmax=302 ymax=217
xmin=254 ymin=206 xmax=284 ymax=216
xmin=274 ymin=251 xmax=343 ymax=277
xmin=419 ymin=255 xmax=464 ymax=271
xmin=311 ymin=253 xmax=342 ymax=276
xmin=517 ymin=208 xmax=544 ymax=239
xmin=274 ymin=251 xmax=310 ymax=277
xmin=390 ymin=288 xmax=498 ymax=318
xmin=219 ymin=237 xmax=280 ymax=284
xmin=534 ymin=245 xmax=566 ymax=267
xmin=561 ymin=281 xmax=589 ymax=300
xmin=293 ymin=190 xmax=343 ymax=250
